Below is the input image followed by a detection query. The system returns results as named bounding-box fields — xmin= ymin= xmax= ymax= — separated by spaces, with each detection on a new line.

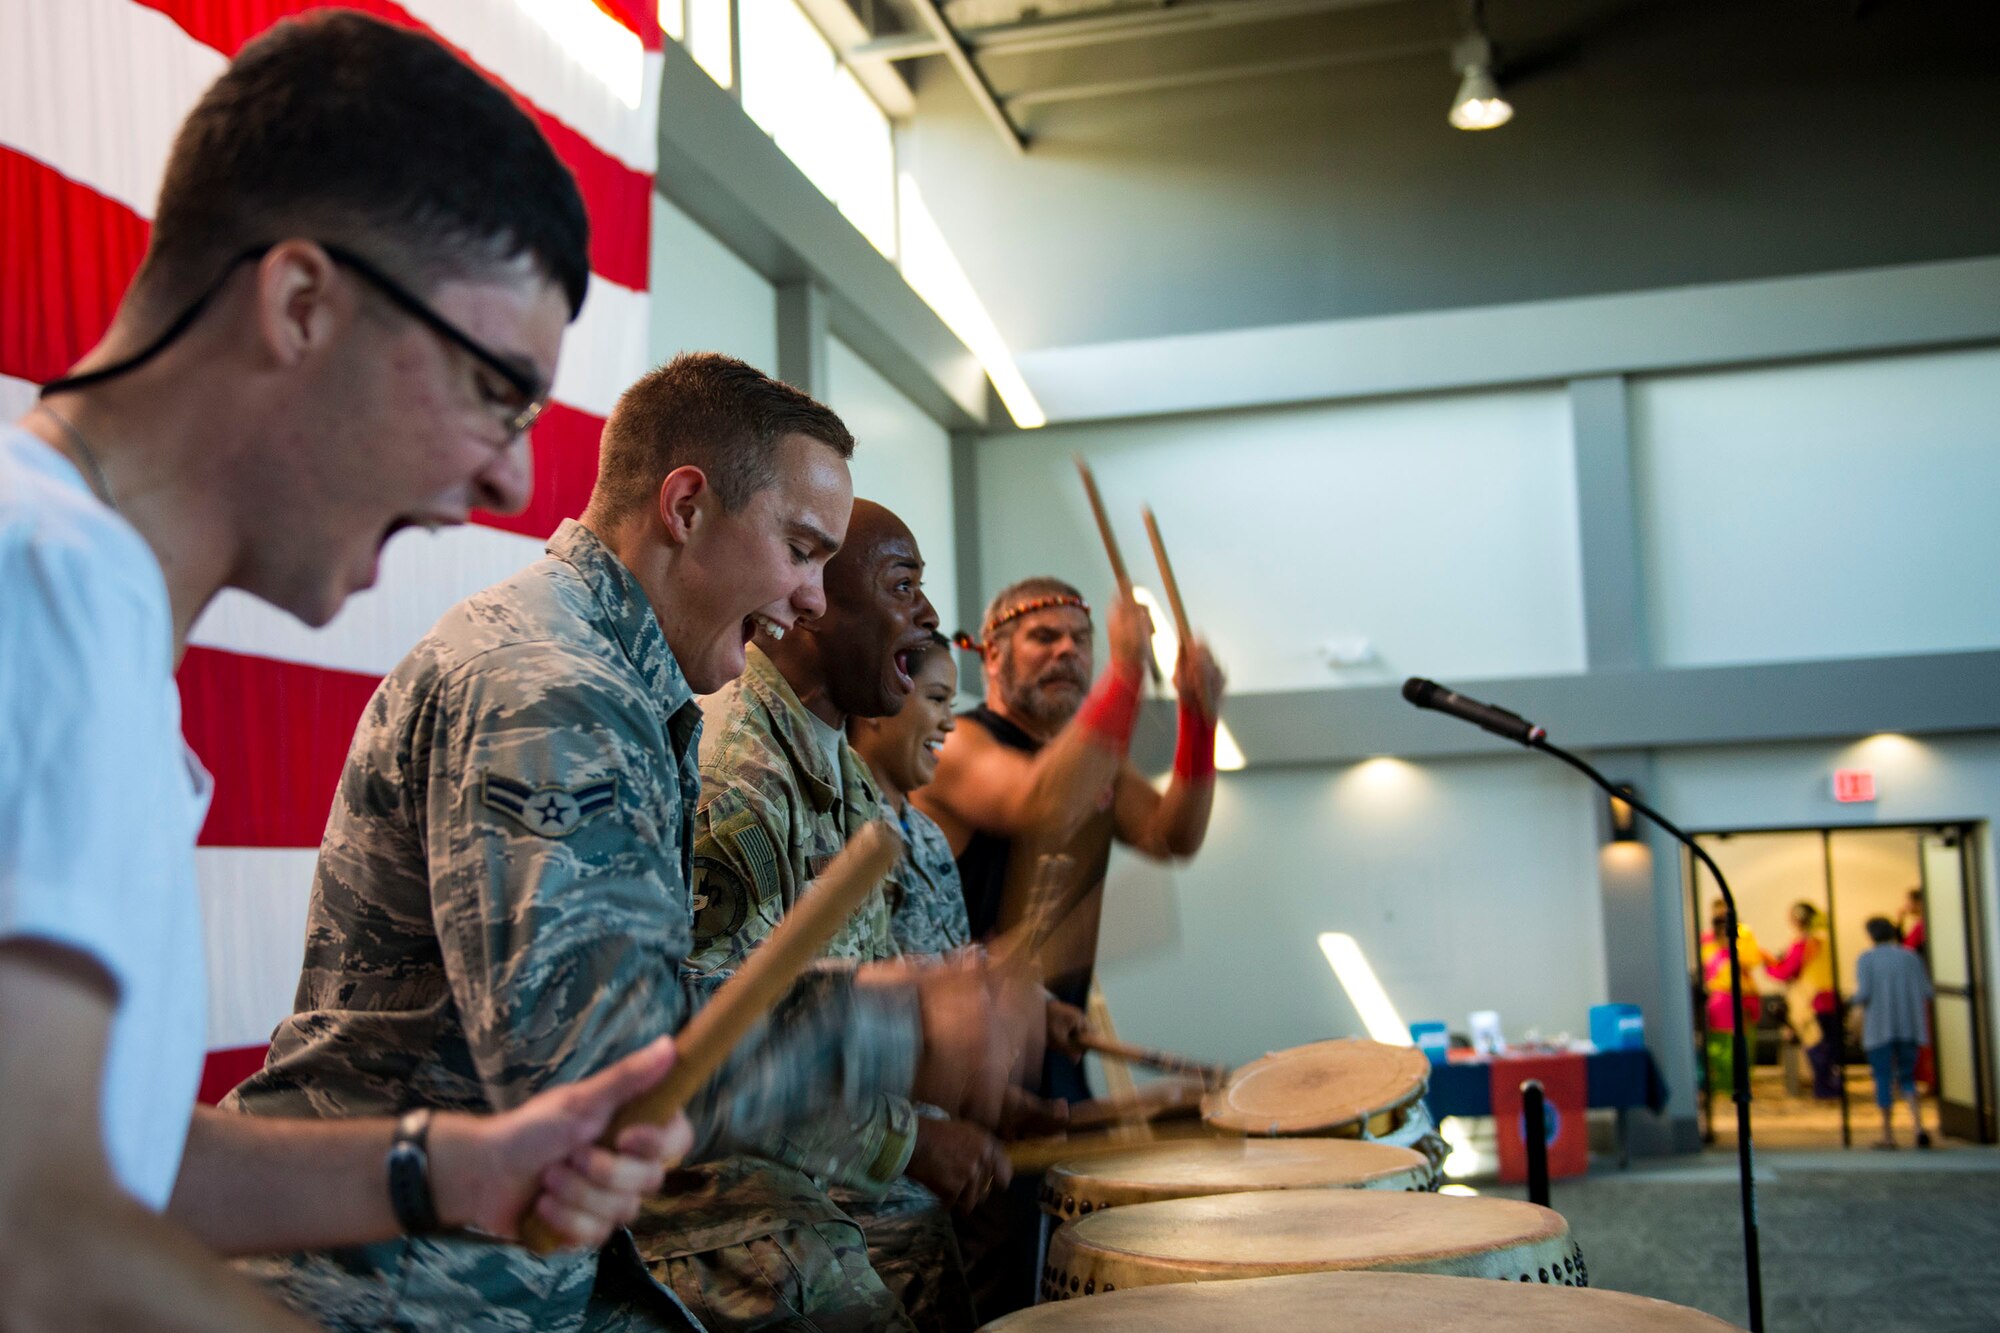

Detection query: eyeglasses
xmin=40 ymin=241 xmax=551 ymax=438
xmin=318 ymin=243 xmax=549 ymax=438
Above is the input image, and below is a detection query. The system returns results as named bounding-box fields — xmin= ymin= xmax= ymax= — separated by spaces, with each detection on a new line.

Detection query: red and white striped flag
xmin=0 ymin=0 xmax=662 ymax=1101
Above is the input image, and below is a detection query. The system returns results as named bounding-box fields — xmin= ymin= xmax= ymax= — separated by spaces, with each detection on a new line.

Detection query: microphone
xmin=1401 ymin=677 xmax=1546 ymax=746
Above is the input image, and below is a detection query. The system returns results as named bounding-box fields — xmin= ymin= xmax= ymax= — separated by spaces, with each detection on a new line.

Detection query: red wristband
xmin=1173 ymin=699 xmax=1217 ymax=783
xmin=1076 ymin=662 xmax=1143 ymax=751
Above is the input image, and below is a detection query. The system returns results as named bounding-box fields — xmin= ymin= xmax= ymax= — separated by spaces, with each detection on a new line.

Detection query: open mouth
xmin=891 ymin=647 xmax=917 ymax=692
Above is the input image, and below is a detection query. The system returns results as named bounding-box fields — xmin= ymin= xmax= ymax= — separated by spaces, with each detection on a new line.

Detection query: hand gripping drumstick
xmin=1140 ymin=505 xmax=1211 ymax=722
xmin=518 ymin=821 xmax=903 ymax=1254
xmin=1076 ymin=1031 xmax=1231 ymax=1088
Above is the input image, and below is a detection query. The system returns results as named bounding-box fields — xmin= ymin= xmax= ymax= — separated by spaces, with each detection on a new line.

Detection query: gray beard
xmin=1002 ymin=675 xmax=1084 ymax=730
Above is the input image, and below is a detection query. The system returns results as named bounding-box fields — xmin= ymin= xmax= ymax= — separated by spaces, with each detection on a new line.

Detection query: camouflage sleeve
xmin=688 ymin=785 xmax=802 ymax=975
xmin=688 ymin=789 xmax=921 ymax=1187
xmin=421 ymin=646 xmax=918 ymax=1151
xmin=756 ymin=1092 xmax=920 ymax=1198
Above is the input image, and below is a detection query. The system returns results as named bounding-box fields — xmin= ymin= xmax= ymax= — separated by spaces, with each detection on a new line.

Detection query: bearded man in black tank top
xmin=919 ymin=576 xmax=1224 ymax=1099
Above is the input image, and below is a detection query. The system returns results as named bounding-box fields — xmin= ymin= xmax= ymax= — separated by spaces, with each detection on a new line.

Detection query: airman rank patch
xmin=482 ymin=774 xmax=618 ymax=838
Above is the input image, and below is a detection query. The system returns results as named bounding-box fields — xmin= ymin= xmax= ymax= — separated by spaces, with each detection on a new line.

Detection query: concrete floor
xmin=1481 ymin=1148 xmax=2000 ymax=1331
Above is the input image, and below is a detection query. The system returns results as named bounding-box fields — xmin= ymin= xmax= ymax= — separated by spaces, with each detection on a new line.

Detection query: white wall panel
xmin=827 ymin=338 xmax=957 ymax=637
xmin=1633 ymin=346 xmax=2000 ymax=668
xmin=1093 ymin=753 xmax=1608 ymax=1071
xmin=976 ymin=388 xmax=1584 ymax=695
xmin=648 ymin=193 xmax=778 ymax=373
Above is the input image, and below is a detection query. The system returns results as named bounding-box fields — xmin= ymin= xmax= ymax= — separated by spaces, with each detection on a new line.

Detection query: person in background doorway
xmin=1898 ymin=887 xmax=1938 ymax=1090
xmin=1698 ymin=900 xmax=1769 ymax=1098
xmin=1898 ymin=886 xmax=1927 ymax=954
xmin=1854 ymin=916 xmax=1935 ymax=1149
xmin=1764 ymin=901 xmax=1840 ymax=1099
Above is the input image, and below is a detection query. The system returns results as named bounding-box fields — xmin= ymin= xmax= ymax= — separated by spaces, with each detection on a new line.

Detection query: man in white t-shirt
xmin=0 ymin=15 xmax=694 ymax=1330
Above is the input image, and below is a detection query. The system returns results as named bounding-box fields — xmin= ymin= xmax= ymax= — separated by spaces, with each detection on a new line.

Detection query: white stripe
xmin=0 ymin=373 xmax=37 ymax=423
xmin=0 ymin=0 xmax=223 ymax=217
xmin=196 ymin=847 xmax=318 ymax=1049
xmin=190 ymin=523 xmax=545 ymax=677
xmin=401 ymin=0 xmax=659 ymax=173
xmin=553 ymin=274 xmax=653 ymax=418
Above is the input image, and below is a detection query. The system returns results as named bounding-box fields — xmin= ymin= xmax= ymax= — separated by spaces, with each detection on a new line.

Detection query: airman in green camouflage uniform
xmin=225 ymin=521 xmax=924 ymax=1333
xmin=663 ymin=643 xmax=972 ymax=1332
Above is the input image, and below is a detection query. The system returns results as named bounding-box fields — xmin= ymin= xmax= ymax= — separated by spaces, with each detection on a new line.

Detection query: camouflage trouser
xmin=627 ymin=1156 xmax=913 ymax=1333
xmin=833 ymin=1177 xmax=977 ymax=1333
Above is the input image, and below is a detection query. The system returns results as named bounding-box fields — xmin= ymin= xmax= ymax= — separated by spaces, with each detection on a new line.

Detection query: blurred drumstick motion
xmin=1074 ymin=453 xmax=1164 ymax=687
xmin=986 ymin=852 xmax=1075 ymax=977
xmin=1063 ymin=1078 xmax=1207 ymax=1131
xmin=1006 ymin=1116 xmax=1218 ymax=1173
xmin=1077 ymin=1031 xmax=1231 ymax=1088
xmin=1140 ymin=505 xmax=1211 ymax=721
xmin=1073 ymin=454 xmax=1132 ymax=597
xmin=518 ymin=821 xmax=903 ymax=1254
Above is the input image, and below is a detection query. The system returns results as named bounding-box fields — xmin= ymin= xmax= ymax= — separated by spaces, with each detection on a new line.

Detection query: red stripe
xmin=199 ymin=1044 xmax=271 ymax=1105
xmin=180 ymin=648 xmax=381 ymax=848
xmin=0 ymin=148 xmax=150 ymax=387
xmin=129 ymin=0 xmax=650 ymax=290
xmin=591 ymin=0 xmax=664 ymax=50
xmin=475 ymin=400 xmax=603 ymax=540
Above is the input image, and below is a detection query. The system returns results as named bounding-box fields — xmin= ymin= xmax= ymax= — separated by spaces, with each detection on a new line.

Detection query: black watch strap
xmin=387 ymin=1108 xmax=442 ymax=1235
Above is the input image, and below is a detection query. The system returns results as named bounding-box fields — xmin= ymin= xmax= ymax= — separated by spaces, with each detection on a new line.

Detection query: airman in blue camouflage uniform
xmin=225 ymin=357 xmax=1031 ymax=1332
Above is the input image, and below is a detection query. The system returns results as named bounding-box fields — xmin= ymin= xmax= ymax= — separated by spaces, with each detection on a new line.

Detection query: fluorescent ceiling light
xmin=514 ymin=0 xmax=644 ymax=108
xmin=1132 ymin=586 xmax=1244 ymax=771
xmin=897 ymin=173 xmax=1046 ymax=429
xmin=1318 ymin=931 xmax=1411 ymax=1047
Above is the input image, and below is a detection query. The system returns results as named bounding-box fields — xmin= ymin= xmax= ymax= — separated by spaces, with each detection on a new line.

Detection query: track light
xmin=1448 ymin=4 xmax=1511 ymax=131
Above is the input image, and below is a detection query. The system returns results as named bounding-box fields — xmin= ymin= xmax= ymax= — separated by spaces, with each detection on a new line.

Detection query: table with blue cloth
xmin=1422 ymin=1047 xmax=1670 ymax=1168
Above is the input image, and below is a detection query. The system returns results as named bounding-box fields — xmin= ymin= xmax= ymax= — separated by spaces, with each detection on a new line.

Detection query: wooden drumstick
xmin=1077 ymin=1030 xmax=1231 ymax=1087
xmin=1005 ymin=1116 xmax=1217 ymax=1173
xmin=518 ymin=821 xmax=903 ymax=1254
xmin=1063 ymin=1079 xmax=1207 ymax=1131
xmin=1140 ymin=505 xmax=1211 ymax=720
xmin=1073 ymin=454 xmax=1132 ymax=598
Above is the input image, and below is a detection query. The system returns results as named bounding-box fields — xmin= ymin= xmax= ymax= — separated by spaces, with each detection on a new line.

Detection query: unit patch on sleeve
xmin=481 ymin=773 xmax=618 ymax=838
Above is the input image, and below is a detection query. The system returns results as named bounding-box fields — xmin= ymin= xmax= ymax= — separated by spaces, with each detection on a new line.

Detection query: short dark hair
xmin=592 ymin=353 xmax=856 ymax=517
xmin=1866 ymin=917 xmax=1901 ymax=944
xmin=139 ymin=11 xmax=589 ymax=319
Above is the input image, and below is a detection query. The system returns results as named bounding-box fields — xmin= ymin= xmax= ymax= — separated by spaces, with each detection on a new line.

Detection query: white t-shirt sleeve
xmin=0 ymin=519 xmax=175 ymax=1003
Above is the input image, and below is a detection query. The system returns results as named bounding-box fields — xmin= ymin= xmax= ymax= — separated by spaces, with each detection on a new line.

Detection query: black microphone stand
xmin=1528 ymin=736 xmax=1764 ymax=1333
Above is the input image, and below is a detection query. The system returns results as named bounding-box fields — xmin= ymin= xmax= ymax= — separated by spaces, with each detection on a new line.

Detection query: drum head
xmin=991 ymin=1271 xmax=1734 ymax=1331
xmin=1204 ymin=1038 xmax=1430 ymax=1136
xmin=1059 ymin=1190 xmax=1568 ymax=1279
xmin=1043 ymin=1138 xmax=1429 ymax=1219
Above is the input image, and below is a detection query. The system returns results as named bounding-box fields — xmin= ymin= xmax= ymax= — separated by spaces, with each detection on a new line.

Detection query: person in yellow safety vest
xmin=1699 ymin=901 xmax=1771 ymax=1097
xmin=1765 ymin=901 xmax=1841 ymax=1099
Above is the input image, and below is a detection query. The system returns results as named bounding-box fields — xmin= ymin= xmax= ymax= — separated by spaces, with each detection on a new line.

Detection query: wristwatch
xmin=387 ymin=1108 xmax=443 ymax=1235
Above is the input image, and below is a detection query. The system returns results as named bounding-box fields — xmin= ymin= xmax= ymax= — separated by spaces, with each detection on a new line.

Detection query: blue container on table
xmin=1590 ymin=1003 xmax=1644 ymax=1051
xmin=1410 ymin=1022 xmax=1450 ymax=1063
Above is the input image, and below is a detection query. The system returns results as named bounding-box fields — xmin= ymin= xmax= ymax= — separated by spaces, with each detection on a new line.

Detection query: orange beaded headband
xmin=953 ymin=592 xmax=1092 ymax=654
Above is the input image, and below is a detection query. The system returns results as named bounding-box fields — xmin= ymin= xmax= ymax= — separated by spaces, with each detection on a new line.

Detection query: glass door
xmin=1918 ymin=830 xmax=1993 ymax=1143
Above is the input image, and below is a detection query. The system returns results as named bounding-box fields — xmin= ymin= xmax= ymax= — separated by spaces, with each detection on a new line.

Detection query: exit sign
xmin=1833 ymin=769 xmax=1877 ymax=803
